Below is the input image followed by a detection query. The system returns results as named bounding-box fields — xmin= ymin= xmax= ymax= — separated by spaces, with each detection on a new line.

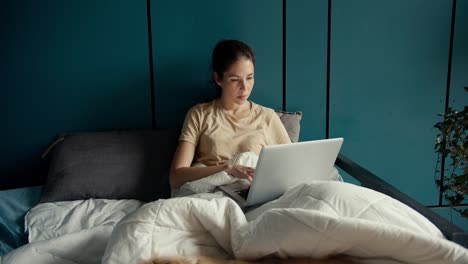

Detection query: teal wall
xmin=451 ymin=0 xmax=468 ymax=109
xmin=286 ymin=0 xmax=328 ymax=141
xmin=330 ymin=0 xmax=451 ymax=205
xmin=2 ymin=0 xmax=467 ymax=228
xmin=152 ymin=0 xmax=283 ymax=128
xmin=3 ymin=0 xmax=152 ymax=188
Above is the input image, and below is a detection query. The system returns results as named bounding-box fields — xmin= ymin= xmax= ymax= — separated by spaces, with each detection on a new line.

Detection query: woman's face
xmin=215 ymin=57 xmax=254 ymax=105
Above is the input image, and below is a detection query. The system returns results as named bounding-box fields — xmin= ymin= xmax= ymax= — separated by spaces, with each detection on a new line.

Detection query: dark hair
xmin=211 ymin=39 xmax=256 ymax=98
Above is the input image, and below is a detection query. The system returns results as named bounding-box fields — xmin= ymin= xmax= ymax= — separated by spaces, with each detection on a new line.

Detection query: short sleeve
xmin=179 ymin=107 xmax=200 ymax=145
xmin=268 ymin=111 xmax=292 ymax=145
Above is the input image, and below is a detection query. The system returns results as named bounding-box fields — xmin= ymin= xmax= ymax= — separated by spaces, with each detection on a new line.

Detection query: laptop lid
xmin=245 ymin=137 xmax=343 ymax=206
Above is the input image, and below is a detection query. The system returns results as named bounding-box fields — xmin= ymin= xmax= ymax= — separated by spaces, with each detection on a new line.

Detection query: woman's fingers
xmin=230 ymin=165 xmax=255 ymax=181
xmin=240 ymin=166 xmax=254 ymax=176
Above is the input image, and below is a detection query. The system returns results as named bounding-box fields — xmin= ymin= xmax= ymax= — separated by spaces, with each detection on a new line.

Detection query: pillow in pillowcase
xmin=40 ymin=129 xmax=179 ymax=203
xmin=275 ymin=110 xmax=302 ymax=143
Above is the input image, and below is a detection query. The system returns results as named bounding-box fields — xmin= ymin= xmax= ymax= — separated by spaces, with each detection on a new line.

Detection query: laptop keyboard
xmin=235 ymin=187 xmax=250 ymax=199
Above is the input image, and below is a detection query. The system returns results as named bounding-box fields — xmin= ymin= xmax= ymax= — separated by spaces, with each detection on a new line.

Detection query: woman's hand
xmin=226 ymin=164 xmax=255 ymax=182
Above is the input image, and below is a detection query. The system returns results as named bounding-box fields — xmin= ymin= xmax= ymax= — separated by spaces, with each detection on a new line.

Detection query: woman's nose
xmin=240 ymin=80 xmax=247 ymax=90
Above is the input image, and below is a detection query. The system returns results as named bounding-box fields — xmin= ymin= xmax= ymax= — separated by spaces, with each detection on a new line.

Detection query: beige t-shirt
xmin=179 ymin=99 xmax=291 ymax=166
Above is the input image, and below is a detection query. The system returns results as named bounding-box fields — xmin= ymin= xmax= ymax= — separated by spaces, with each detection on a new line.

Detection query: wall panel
xmin=286 ymin=0 xmax=328 ymax=141
xmin=330 ymin=0 xmax=452 ymax=205
xmin=450 ymin=0 xmax=468 ymax=109
xmin=2 ymin=0 xmax=151 ymax=188
xmin=151 ymin=0 xmax=283 ymax=128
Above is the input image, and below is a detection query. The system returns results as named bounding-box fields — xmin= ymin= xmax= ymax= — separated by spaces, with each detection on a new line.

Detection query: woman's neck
xmin=218 ymin=98 xmax=251 ymax=119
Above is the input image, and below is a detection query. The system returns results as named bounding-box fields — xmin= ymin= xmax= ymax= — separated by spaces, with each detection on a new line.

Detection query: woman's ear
xmin=214 ymin=72 xmax=222 ymax=87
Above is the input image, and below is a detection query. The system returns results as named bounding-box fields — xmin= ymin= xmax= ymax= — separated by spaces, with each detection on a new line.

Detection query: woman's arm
xmin=169 ymin=141 xmax=229 ymax=188
xmin=169 ymin=141 xmax=255 ymax=189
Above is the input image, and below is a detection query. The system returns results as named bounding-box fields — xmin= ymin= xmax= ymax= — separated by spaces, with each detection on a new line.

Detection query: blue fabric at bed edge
xmin=0 ymin=186 xmax=42 ymax=256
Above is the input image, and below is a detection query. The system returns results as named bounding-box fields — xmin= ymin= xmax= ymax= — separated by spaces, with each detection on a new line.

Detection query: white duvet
xmin=2 ymin=153 xmax=467 ymax=264
xmin=102 ymin=182 xmax=467 ymax=264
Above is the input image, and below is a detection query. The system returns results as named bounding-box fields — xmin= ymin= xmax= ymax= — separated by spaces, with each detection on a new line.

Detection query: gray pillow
xmin=275 ymin=110 xmax=302 ymax=142
xmin=40 ymin=129 xmax=179 ymax=203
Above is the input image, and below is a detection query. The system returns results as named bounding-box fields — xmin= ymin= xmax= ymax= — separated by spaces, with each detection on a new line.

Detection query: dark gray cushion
xmin=40 ymin=129 xmax=179 ymax=203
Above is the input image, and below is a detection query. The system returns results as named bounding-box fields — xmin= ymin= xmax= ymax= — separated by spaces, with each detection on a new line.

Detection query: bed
xmin=0 ymin=111 xmax=467 ymax=264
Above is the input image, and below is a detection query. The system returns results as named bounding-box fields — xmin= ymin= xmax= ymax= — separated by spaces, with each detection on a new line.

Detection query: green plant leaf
xmin=433 ymin=87 xmax=467 ymax=218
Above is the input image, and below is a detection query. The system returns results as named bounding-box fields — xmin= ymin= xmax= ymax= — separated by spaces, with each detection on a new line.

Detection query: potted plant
xmin=434 ymin=87 xmax=468 ymax=218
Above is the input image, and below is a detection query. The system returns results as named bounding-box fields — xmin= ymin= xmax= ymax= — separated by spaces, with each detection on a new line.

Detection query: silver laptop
xmin=218 ymin=138 xmax=344 ymax=209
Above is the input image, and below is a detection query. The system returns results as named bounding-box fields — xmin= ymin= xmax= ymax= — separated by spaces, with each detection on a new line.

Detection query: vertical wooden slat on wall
xmin=2 ymin=0 xmax=152 ymax=189
xmin=286 ymin=0 xmax=328 ymax=141
xmin=151 ymin=0 xmax=283 ymax=129
xmin=329 ymin=0 xmax=452 ymax=205
xmin=450 ymin=0 xmax=468 ymax=109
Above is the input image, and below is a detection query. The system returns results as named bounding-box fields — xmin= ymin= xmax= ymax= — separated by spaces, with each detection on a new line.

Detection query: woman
xmin=169 ymin=39 xmax=291 ymax=189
